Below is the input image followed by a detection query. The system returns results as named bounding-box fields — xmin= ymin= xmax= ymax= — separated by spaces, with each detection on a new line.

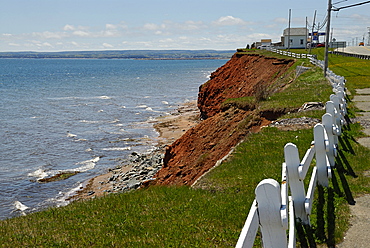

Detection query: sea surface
xmin=0 ymin=58 xmax=227 ymax=219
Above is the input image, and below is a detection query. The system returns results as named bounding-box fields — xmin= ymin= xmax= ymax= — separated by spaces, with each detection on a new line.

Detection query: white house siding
xmin=283 ymin=28 xmax=308 ymax=49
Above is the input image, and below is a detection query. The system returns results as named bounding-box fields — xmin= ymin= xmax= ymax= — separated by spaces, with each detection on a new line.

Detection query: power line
xmin=332 ymin=0 xmax=370 ymax=11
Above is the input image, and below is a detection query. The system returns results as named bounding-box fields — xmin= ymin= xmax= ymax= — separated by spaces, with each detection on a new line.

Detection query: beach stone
xmin=298 ymin=102 xmax=324 ymax=112
xmin=98 ymin=148 xmax=164 ymax=195
xmin=127 ymin=178 xmax=140 ymax=189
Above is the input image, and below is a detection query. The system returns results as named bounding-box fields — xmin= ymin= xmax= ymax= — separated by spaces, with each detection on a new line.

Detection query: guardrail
xmin=236 ymin=50 xmax=347 ymax=247
xmin=331 ymin=50 xmax=370 ymax=60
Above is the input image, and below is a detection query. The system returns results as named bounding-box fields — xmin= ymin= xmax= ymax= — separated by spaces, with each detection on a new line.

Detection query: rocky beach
xmin=70 ymin=101 xmax=201 ymax=201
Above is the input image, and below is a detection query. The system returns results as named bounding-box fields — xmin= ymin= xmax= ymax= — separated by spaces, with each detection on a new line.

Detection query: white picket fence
xmin=267 ymin=48 xmax=328 ymax=70
xmin=268 ymin=48 xmax=315 ymax=60
xmin=236 ymin=52 xmax=347 ymax=247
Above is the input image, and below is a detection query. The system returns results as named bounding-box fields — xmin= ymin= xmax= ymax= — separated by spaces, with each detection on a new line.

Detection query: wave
xmin=73 ymin=157 xmax=100 ymax=172
xmin=97 ymin=96 xmax=111 ymax=100
xmin=66 ymin=132 xmax=77 ymax=138
xmin=28 ymin=157 xmax=101 ymax=181
xmin=101 ymin=147 xmax=131 ymax=151
xmin=79 ymin=120 xmax=100 ymax=124
xmin=47 ymin=183 xmax=84 ymax=207
xmin=14 ymin=201 xmax=29 ymax=212
xmin=28 ymin=168 xmax=48 ymax=180
xmin=48 ymin=96 xmax=113 ymax=101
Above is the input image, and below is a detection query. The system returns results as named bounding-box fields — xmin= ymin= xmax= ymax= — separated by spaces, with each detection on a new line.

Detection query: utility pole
xmin=305 ymin=16 xmax=308 ymax=50
xmin=288 ymin=9 xmax=291 ymax=51
xmin=368 ymin=27 xmax=370 ymax=46
xmin=324 ymin=0 xmax=332 ymax=77
xmin=309 ymin=10 xmax=317 ymax=54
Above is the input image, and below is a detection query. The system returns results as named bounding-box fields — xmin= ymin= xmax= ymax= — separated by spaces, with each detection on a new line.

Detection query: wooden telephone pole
xmin=324 ymin=0 xmax=332 ymax=77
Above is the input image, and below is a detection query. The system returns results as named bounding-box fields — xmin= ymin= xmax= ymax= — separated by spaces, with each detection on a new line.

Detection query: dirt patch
xmin=269 ymin=117 xmax=321 ymax=131
xmin=198 ymin=53 xmax=294 ymax=119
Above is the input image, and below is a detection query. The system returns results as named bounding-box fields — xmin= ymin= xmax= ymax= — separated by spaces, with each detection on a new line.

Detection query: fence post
xmin=322 ymin=113 xmax=337 ymax=167
xmin=329 ymin=95 xmax=344 ymax=132
xmin=255 ymin=179 xmax=287 ymax=248
xmin=284 ymin=143 xmax=309 ymax=224
xmin=326 ymin=101 xmax=340 ymax=146
xmin=314 ymin=124 xmax=330 ymax=187
xmin=235 ymin=200 xmax=259 ymax=248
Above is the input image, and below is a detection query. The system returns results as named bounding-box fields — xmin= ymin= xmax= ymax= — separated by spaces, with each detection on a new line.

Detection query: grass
xmin=287 ymin=47 xmax=370 ymax=92
xmin=1 ymin=50 xmax=370 ymax=247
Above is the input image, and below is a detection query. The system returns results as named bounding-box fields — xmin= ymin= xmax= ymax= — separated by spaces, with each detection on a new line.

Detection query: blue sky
xmin=1 ymin=0 xmax=369 ymax=51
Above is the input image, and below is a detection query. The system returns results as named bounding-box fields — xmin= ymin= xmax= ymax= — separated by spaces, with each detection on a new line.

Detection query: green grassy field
xmin=1 ymin=50 xmax=370 ymax=247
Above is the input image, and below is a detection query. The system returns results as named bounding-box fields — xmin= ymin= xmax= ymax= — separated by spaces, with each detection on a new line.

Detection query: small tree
xmin=246 ymin=44 xmax=250 ymax=49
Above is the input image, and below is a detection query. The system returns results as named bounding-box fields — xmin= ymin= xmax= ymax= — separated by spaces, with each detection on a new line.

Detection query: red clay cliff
xmin=151 ymin=53 xmax=295 ymax=186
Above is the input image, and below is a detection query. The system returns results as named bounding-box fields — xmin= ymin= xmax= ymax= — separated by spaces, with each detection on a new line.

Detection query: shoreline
xmin=68 ymin=100 xmax=200 ymax=201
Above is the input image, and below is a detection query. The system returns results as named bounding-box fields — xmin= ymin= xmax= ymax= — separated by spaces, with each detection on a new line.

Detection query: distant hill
xmin=0 ymin=50 xmax=235 ymax=59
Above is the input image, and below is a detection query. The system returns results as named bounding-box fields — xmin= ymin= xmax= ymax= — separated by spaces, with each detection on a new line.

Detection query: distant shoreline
xmin=0 ymin=49 xmax=235 ymax=60
xmin=0 ymin=57 xmax=230 ymax=60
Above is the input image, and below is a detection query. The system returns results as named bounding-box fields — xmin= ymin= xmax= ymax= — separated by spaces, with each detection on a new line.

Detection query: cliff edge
xmin=151 ymin=53 xmax=295 ymax=186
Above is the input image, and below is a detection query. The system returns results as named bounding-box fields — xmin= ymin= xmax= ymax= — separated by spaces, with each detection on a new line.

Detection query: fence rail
xmin=236 ymin=50 xmax=347 ymax=247
xmin=331 ymin=50 xmax=370 ymax=60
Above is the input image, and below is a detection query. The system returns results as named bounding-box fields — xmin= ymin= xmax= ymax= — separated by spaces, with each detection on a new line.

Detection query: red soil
xmin=149 ymin=53 xmax=295 ymax=186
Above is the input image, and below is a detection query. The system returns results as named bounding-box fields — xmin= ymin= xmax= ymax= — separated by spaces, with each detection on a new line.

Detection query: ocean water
xmin=0 ymin=58 xmax=227 ymax=219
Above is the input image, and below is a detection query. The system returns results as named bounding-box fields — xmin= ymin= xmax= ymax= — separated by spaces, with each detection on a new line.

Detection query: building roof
xmin=283 ymin=27 xmax=308 ymax=36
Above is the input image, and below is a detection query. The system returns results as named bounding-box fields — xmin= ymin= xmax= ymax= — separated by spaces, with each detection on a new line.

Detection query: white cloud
xmin=143 ymin=23 xmax=161 ymax=31
xmin=32 ymin=31 xmax=67 ymax=39
xmin=8 ymin=42 xmax=20 ymax=46
xmin=105 ymin=22 xmax=128 ymax=30
xmin=102 ymin=42 xmax=114 ymax=48
xmin=105 ymin=24 xmax=116 ymax=30
xmin=63 ymin=24 xmax=75 ymax=31
xmin=159 ymin=38 xmax=174 ymax=43
xmin=39 ymin=42 xmax=53 ymax=48
xmin=213 ymin=16 xmax=247 ymax=26
xmin=73 ymin=30 xmax=90 ymax=37
xmin=100 ymin=30 xmax=120 ymax=37
xmin=70 ymin=41 xmax=79 ymax=46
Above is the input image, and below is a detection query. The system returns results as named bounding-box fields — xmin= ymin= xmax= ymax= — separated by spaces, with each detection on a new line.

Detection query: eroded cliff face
xmin=151 ymin=53 xmax=295 ymax=186
xmin=198 ymin=53 xmax=294 ymax=119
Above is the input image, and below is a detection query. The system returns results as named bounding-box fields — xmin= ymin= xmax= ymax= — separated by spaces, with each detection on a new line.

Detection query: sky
xmin=1 ymin=0 xmax=369 ymax=52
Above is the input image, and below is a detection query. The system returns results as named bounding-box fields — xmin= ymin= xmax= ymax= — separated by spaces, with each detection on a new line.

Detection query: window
xmin=300 ymin=39 xmax=304 ymax=45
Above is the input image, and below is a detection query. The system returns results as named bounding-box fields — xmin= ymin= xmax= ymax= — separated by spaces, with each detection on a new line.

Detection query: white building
xmin=282 ymin=27 xmax=308 ymax=49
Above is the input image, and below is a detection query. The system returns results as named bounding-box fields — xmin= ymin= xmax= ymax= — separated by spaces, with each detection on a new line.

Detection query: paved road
xmin=337 ymin=88 xmax=370 ymax=248
xmin=335 ymin=46 xmax=370 ymax=55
